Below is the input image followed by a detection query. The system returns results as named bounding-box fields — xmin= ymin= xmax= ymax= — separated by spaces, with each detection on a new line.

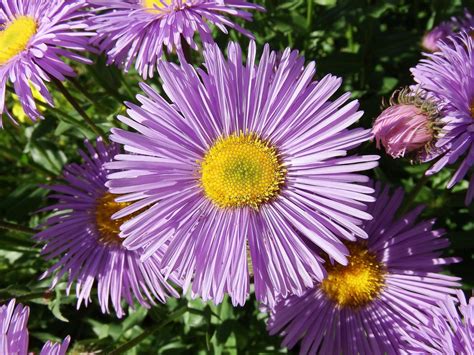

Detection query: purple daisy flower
xmin=411 ymin=33 xmax=474 ymax=204
xmin=0 ymin=299 xmax=29 ymax=354
xmin=267 ymin=182 xmax=460 ymax=354
xmin=106 ymin=41 xmax=379 ymax=306
xmin=403 ymin=290 xmax=474 ymax=354
xmin=35 ymin=138 xmax=179 ymax=318
xmin=40 ymin=336 xmax=71 ymax=355
xmin=89 ymin=0 xmax=264 ymax=78
xmin=1 ymin=299 xmax=70 ymax=355
xmin=421 ymin=9 xmax=474 ymax=53
xmin=0 ymin=0 xmax=93 ymax=126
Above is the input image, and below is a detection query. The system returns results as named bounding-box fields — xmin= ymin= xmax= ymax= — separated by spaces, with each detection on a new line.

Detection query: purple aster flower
xmin=421 ymin=9 xmax=474 ymax=53
xmin=422 ymin=22 xmax=453 ymax=53
xmin=1 ymin=299 xmax=70 ymax=355
xmin=0 ymin=299 xmax=29 ymax=354
xmin=89 ymin=0 xmax=264 ymax=78
xmin=106 ymin=41 xmax=379 ymax=306
xmin=411 ymin=33 xmax=474 ymax=204
xmin=40 ymin=336 xmax=71 ymax=355
xmin=403 ymin=290 xmax=474 ymax=355
xmin=35 ymin=138 xmax=180 ymax=318
xmin=0 ymin=0 xmax=93 ymax=126
xmin=267 ymin=182 xmax=461 ymax=354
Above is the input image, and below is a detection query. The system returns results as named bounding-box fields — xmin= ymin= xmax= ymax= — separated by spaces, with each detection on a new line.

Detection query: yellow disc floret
xmin=200 ymin=132 xmax=286 ymax=209
xmin=321 ymin=243 xmax=386 ymax=309
xmin=95 ymin=193 xmax=133 ymax=246
xmin=142 ymin=0 xmax=172 ymax=12
xmin=470 ymin=98 xmax=474 ymax=119
xmin=0 ymin=16 xmax=37 ymax=66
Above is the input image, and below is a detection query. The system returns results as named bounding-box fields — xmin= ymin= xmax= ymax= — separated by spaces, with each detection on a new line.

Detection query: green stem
xmin=53 ymin=79 xmax=109 ymax=143
xmin=0 ymin=290 xmax=51 ymax=304
xmin=398 ymin=165 xmax=432 ymax=216
xmin=109 ymin=307 xmax=188 ymax=354
xmin=0 ymin=221 xmax=37 ymax=235
xmin=306 ymin=0 xmax=314 ymax=30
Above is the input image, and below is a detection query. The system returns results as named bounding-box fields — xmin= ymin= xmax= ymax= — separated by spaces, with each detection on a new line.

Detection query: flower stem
xmin=307 ymin=0 xmax=314 ymax=29
xmin=109 ymin=306 xmax=188 ymax=354
xmin=0 ymin=220 xmax=37 ymax=235
xmin=53 ymin=79 xmax=109 ymax=143
xmin=398 ymin=164 xmax=432 ymax=215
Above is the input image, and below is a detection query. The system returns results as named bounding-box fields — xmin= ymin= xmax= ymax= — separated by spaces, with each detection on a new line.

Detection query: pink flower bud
xmin=421 ymin=23 xmax=452 ymax=52
xmin=373 ymin=104 xmax=433 ymax=158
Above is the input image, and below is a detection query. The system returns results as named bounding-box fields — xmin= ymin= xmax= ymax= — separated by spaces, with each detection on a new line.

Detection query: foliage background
xmin=1 ymin=0 xmax=473 ymax=353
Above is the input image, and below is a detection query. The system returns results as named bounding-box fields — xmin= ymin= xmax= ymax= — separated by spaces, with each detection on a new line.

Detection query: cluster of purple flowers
xmin=1 ymin=0 xmax=473 ymax=353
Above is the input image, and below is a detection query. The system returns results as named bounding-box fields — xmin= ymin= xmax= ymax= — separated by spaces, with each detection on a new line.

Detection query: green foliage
xmin=1 ymin=0 xmax=473 ymax=353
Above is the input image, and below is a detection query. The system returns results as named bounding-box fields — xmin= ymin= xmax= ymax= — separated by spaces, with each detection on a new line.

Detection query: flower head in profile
xmin=0 ymin=0 xmax=93 ymax=126
xmin=421 ymin=9 xmax=474 ymax=52
xmin=106 ymin=41 xmax=379 ymax=306
xmin=267 ymin=182 xmax=460 ymax=354
xmin=0 ymin=299 xmax=70 ymax=354
xmin=373 ymin=88 xmax=441 ymax=161
xmin=89 ymin=0 xmax=264 ymax=78
xmin=404 ymin=290 xmax=474 ymax=355
xmin=422 ymin=22 xmax=453 ymax=52
xmin=35 ymin=138 xmax=179 ymax=318
xmin=412 ymin=33 xmax=474 ymax=204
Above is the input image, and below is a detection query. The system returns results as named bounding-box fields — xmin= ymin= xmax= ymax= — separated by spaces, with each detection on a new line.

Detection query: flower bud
xmin=421 ymin=23 xmax=452 ymax=52
xmin=373 ymin=104 xmax=433 ymax=159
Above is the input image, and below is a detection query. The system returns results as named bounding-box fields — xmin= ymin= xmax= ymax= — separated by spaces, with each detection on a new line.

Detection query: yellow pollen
xmin=200 ymin=132 xmax=286 ymax=209
xmin=142 ymin=0 xmax=172 ymax=13
xmin=470 ymin=98 xmax=474 ymax=119
xmin=321 ymin=243 xmax=386 ymax=309
xmin=0 ymin=16 xmax=37 ymax=66
xmin=94 ymin=193 xmax=133 ymax=246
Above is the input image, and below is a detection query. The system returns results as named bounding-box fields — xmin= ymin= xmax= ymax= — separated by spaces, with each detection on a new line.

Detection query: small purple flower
xmin=0 ymin=299 xmax=29 ymax=354
xmin=35 ymin=138 xmax=180 ymax=318
xmin=412 ymin=33 xmax=474 ymax=204
xmin=106 ymin=41 xmax=379 ymax=306
xmin=373 ymin=88 xmax=441 ymax=160
xmin=267 ymin=182 xmax=461 ymax=354
xmin=0 ymin=299 xmax=70 ymax=355
xmin=403 ymin=290 xmax=474 ymax=354
xmin=40 ymin=336 xmax=71 ymax=355
xmin=0 ymin=0 xmax=93 ymax=126
xmin=421 ymin=9 xmax=474 ymax=53
xmin=422 ymin=22 xmax=453 ymax=52
xmin=89 ymin=0 xmax=264 ymax=78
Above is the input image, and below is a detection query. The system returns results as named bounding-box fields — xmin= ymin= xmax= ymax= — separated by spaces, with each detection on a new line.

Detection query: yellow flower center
xmin=0 ymin=16 xmax=37 ymax=66
xmin=200 ymin=132 xmax=286 ymax=209
xmin=470 ymin=98 xmax=474 ymax=119
xmin=142 ymin=0 xmax=172 ymax=13
xmin=95 ymin=193 xmax=132 ymax=246
xmin=321 ymin=243 xmax=386 ymax=308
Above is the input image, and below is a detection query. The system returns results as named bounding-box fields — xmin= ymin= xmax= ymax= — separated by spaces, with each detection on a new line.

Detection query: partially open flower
xmin=373 ymin=89 xmax=440 ymax=160
xmin=422 ymin=22 xmax=453 ymax=52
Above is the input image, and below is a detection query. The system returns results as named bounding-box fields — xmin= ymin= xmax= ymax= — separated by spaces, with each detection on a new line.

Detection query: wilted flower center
xmin=95 ymin=193 xmax=132 ymax=246
xmin=142 ymin=0 xmax=172 ymax=12
xmin=321 ymin=243 xmax=386 ymax=308
xmin=200 ymin=132 xmax=286 ymax=209
xmin=0 ymin=16 xmax=37 ymax=66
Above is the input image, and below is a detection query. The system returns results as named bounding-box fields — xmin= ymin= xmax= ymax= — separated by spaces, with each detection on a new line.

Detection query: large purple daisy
xmin=89 ymin=0 xmax=264 ymax=78
xmin=411 ymin=33 xmax=474 ymax=204
xmin=0 ymin=299 xmax=69 ymax=354
xmin=106 ymin=41 xmax=379 ymax=306
xmin=267 ymin=182 xmax=460 ymax=354
xmin=0 ymin=0 xmax=92 ymax=126
xmin=35 ymin=138 xmax=179 ymax=318
xmin=403 ymin=290 xmax=473 ymax=354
